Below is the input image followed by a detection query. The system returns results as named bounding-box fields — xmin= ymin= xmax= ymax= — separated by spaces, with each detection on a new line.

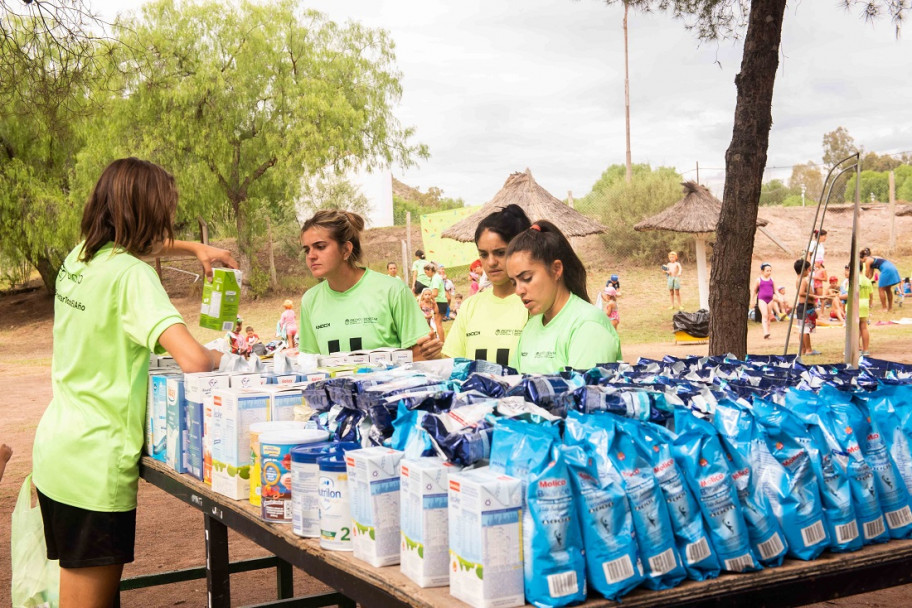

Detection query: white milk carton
xmin=229 ymin=372 xmax=265 ymax=390
xmin=448 ymin=467 xmax=524 ymax=608
xmin=210 ymin=388 xmax=269 ymax=500
xmin=400 ymin=457 xmax=463 ymax=587
xmin=146 ymin=370 xmax=181 ymax=461
xmin=259 ymin=385 xmax=304 ymax=422
xmin=185 ymin=372 xmax=231 ymax=485
xmin=346 ymin=447 xmax=404 ymax=567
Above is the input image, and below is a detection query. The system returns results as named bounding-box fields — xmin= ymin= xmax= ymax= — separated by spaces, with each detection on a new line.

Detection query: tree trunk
xmin=708 ymin=0 xmax=787 ymax=358
xmin=33 ymin=255 xmax=58 ymax=294
xmin=266 ymin=215 xmax=277 ymax=288
xmin=234 ymin=196 xmax=253 ymax=282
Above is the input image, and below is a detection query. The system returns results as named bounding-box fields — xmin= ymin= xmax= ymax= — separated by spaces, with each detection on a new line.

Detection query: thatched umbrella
xmin=634 ymin=181 xmax=769 ymax=311
xmin=442 ymin=169 xmax=607 ymax=242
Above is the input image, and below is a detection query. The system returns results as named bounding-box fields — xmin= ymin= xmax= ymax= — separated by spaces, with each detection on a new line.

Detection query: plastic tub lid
xmin=257 ymin=429 xmax=329 ymax=447
xmin=250 ymin=421 xmax=309 ymax=435
xmin=291 ymin=441 xmax=360 ymax=464
xmin=317 ymin=453 xmax=348 ymax=472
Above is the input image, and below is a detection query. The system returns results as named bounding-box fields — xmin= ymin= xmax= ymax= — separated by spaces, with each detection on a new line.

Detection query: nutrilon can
xmin=318 ymin=454 xmax=353 ymax=551
xmin=259 ymin=429 xmax=328 ymax=523
xmin=291 ymin=441 xmax=359 ymax=538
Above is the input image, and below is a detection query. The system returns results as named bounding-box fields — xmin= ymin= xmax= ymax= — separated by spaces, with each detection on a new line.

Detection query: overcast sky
xmin=92 ymin=0 xmax=912 ymax=204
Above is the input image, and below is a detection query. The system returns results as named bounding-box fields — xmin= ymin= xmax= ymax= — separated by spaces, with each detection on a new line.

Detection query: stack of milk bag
xmin=146 ymin=350 xmax=912 ymax=608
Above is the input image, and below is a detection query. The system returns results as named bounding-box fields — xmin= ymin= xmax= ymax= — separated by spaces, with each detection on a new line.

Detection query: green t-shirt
xmin=412 ymin=259 xmax=429 ymax=286
xmin=32 ymin=243 xmax=184 ymax=511
xmin=511 ymin=293 xmax=621 ymax=374
xmin=299 ymin=268 xmax=429 ymax=355
xmin=442 ymin=290 xmax=528 ymax=366
xmin=858 ymin=274 xmax=873 ymax=318
xmin=430 ymin=273 xmax=447 ymax=303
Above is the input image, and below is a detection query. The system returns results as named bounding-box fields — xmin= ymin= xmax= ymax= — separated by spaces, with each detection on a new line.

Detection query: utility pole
xmin=801 ymin=183 xmax=806 ymax=207
xmin=623 ymin=1 xmax=632 ymax=184
xmin=695 ymin=161 xmax=700 ymax=184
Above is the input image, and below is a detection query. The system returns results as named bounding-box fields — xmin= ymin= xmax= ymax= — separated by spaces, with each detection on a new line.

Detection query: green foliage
xmin=298 ymin=174 xmax=371 ymax=218
xmin=781 ymin=194 xmax=806 ymax=207
xmin=392 ymin=192 xmax=463 ymax=226
xmin=575 ymin=164 xmax=691 ymax=264
xmin=843 ymin=165 xmax=912 ymax=202
xmin=788 ymin=162 xmax=823 ymax=203
xmin=758 ymin=179 xmax=795 ymax=206
xmin=95 ymin=0 xmax=427 ymax=281
xmin=247 ymin=265 xmax=272 ymax=299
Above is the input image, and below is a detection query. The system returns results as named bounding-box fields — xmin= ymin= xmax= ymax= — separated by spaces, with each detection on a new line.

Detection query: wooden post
xmin=695 ymin=235 xmax=709 ymax=311
xmin=845 ymin=161 xmax=862 ymax=367
xmin=696 ymin=161 xmax=700 ymax=184
xmin=198 ymin=216 xmax=209 ymax=245
xmin=889 ymin=170 xmax=896 ymax=254
xmin=406 ymin=211 xmax=412 ymax=261
xmin=567 ymin=190 xmax=574 ymax=209
xmin=401 ymin=240 xmax=409 ymax=285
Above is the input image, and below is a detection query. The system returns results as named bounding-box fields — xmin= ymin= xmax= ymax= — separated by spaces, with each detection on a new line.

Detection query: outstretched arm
xmin=157 ymin=240 xmax=239 ymax=280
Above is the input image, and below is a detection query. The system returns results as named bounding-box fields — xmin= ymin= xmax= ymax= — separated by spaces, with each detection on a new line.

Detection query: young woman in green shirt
xmin=32 ymin=158 xmax=237 ymax=605
xmin=506 ymin=220 xmax=621 ymax=373
xmin=299 ymin=210 xmax=442 ymax=359
xmin=443 ymin=204 xmax=531 ymax=365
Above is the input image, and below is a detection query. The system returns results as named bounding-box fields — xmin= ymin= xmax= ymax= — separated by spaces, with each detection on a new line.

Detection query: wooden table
xmin=139 ymin=457 xmax=912 ymax=608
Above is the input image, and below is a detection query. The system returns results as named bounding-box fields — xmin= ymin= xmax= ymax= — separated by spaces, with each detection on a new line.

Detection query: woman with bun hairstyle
xmin=506 ymin=220 xmax=621 ymax=373
xmin=411 ymin=249 xmax=429 ymax=295
xmin=443 ymin=204 xmax=532 ymax=366
xmin=299 ymin=210 xmax=441 ymax=359
xmin=32 ymin=158 xmax=237 ymax=604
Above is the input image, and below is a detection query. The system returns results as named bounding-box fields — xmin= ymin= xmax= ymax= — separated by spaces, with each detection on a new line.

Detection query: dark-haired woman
xmin=506 ymin=220 xmax=621 ymax=373
xmin=443 ymin=204 xmax=532 ymax=366
xmin=411 ymin=248 xmax=429 ymax=295
xmin=860 ymin=247 xmax=901 ymax=312
xmin=299 ymin=210 xmax=441 ymax=359
xmin=32 ymin=158 xmax=237 ymax=604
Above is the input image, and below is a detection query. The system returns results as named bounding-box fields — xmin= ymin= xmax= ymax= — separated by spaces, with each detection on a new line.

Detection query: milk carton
xmin=146 ymin=371 xmax=180 ymax=462
xmin=346 ymin=447 xmax=404 ymax=567
xmin=229 ymin=373 xmax=265 ymax=390
xmin=210 ymin=388 xmax=269 ymax=500
xmin=165 ymin=377 xmax=188 ymax=473
xmin=400 ymin=457 xmax=463 ymax=587
xmin=185 ymin=372 xmax=231 ymax=485
xmin=448 ymin=467 xmax=524 ymax=608
xmin=199 ymin=268 xmax=242 ymax=331
xmin=259 ymin=385 xmax=304 ymax=422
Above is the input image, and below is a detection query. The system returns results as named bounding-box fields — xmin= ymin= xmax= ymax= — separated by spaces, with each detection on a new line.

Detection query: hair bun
xmin=344 ymin=211 xmax=366 ymax=232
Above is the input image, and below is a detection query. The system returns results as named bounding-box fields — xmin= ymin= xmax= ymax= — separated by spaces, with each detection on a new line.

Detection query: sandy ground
xmin=2 ymin=203 xmax=912 ymax=606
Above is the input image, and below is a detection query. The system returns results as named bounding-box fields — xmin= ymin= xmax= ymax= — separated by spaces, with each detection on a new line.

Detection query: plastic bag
xmin=12 ymin=475 xmax=60 ymax=608
xmin=671 ymin=309 xmax=709 ymax=337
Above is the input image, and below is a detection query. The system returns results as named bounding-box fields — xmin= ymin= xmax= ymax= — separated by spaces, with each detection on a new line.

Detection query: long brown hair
xmin=301 ymin=209 xmax=366 ymax=267
xmin=506 ymin=220 xmax=590 ymax=303
xmin=79 ymin=158 xmax=177 ymax=262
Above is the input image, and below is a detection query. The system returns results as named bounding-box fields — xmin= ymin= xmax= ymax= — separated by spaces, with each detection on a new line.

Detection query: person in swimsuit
xmin=860 ymin=247 xmax=902 ymax=312
xmin=751 ymin=262 xmax=776 ymax=339
xmin=794 ymin=258 xmax=820 ymax=356
xmin=602 ymin=285 xmax=619 ymax=329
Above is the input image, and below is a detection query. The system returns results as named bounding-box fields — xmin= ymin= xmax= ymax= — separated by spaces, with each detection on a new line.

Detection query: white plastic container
xmin=291 ymin=442 xmax=359 ymax=538
xmin=258 ymin=429 xmax=328 ymax=523
xmin=346 ymin=447 xmax=404 ymax=567
xmin=319 ymin=454 xmax=353 ymax=551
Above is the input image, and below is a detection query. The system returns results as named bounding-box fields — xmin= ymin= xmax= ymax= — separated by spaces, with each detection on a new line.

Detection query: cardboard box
xmin=184 ymin=372 xmax=231 ymax=485
xmin=186 ymin=400 xmax=204 ymax=480
xmin=260 ymin=385 xmax=304 ymax=422
xmin=347 ymin=447 xmax=404 ymax=567
xmin=165 ymin=377 xmax=188 ymax=474
xmin=210 ymin=388 xmax=269 ymax=500
xmin=199 ymin=268 xmax=242 ymax=331
xmin=448 ymin=468 xmax=524 ymax=608
xmin=146 ymin=370 xmax=181 ymax=462
xmin=229 ymin=373 xmax=265 ymax=390
xmin=400 ymin=457 xmax=463 ymax=587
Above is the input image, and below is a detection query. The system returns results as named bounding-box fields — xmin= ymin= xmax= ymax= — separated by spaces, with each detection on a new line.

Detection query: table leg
xmin=276 ymin=558 xmax=294 ymax=599
xmin=205 ymin=514 xmax=231 ymax=608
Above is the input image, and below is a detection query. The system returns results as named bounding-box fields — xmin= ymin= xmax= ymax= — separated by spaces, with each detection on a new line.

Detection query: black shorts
xmin=413 ymin=283 xmax=427 ymax=295
xmin=437 ymin=302 xmax=448 ymax=316
xmin=37 ymin=488 xmax=136 ymax=568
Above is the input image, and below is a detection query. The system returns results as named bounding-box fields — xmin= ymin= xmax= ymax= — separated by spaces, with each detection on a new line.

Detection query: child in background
xmin=228 ymin=317 xmax=244 ymax=354
xmin=607 ymin=273 xmax=621 ymax=294
xmin=771 ymin=285 xmax=792 ymax=320
xmin=277 ymin=299 xmax=298 ymax=348
xmin=825 ymin=276 xmax=844 ymax=323
xmin=244 ymin=326 xmax=260 ymax=356
xmin=813 ymin=262 xmax=828 ymax=310
xmin=448 ymin=293 xmax=463 ymax=320
xmin=664 ymin=251 xmax=682 ymax=310
xmin=858 ymin=268 xmax=873 ymax=356
xmin=468 ymin=259 xmax=482 ymax=297
xmin=602 ymin=285 xmax=619 ymax=329
xmin=794 ymin=258 xmax=820 ymax=357
xmin=419 ymin=288 xmax=438 ymax=337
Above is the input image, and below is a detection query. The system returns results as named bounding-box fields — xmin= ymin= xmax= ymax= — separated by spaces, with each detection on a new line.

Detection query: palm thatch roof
xmin=442 ymin=169 xmax=607 ymax=242
xmin=634 ymin=181 xmax=768 ymax=234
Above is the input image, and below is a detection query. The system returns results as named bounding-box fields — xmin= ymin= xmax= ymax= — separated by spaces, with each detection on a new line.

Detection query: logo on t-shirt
xmin=532 ymin=350 xmax=556 ymax=359
xmin=344 ymin=316 xmax=378 ymax=326
xmin=315 ymin=323 xmax=330 ymax=330
xmin=495 ymin=329 xmax=523 ymax=336
xmin=466 ymin=331 xmax=481 ymax=337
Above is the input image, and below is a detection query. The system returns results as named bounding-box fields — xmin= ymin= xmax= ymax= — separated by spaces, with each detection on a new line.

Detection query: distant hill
xmin=391 ymin=177 xmax=464 ymax=225
xmin=392 ymin=177 xmax=425 ymax=203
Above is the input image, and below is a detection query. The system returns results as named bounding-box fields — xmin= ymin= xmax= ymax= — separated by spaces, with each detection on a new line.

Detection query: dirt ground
xmin=2 ymin=204 xmax=912 ymax=607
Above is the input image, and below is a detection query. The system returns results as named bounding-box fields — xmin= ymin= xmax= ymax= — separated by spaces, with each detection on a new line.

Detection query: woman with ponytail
xmin=299 ymin=210 xmax=441 ymax=359
xmin=506 ymin=220 xmax=621 ymax=373
xmin=443 ymin=204 xmax=532 ymax=366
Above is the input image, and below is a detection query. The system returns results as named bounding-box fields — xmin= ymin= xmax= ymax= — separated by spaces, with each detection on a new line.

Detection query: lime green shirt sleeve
xmin=391 ymin=280 xmax=431 ymax=349
xmin=566 ymin=320 xmax=621 ymax=368
xmin=119 ymin=261 xmax=184 ymax=353
xmin=298 ymin=296 xmax=320 ymax=354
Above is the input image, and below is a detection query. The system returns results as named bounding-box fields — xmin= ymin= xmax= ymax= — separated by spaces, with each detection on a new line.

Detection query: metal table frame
xmin=138 ymin=457 xmax=912 ymax=608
